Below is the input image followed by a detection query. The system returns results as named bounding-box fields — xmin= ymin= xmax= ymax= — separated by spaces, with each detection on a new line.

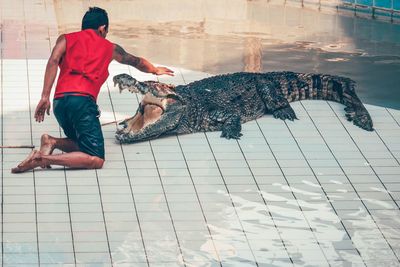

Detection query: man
xmin=11 ymin=7 xmax=173 ymax=173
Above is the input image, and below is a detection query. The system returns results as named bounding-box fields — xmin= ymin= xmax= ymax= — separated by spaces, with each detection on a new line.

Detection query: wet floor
xmin=1 ymin=0 xmax=400 ymax=266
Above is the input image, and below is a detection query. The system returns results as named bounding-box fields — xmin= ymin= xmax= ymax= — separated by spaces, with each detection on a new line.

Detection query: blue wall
xmin=342 ymin=0 xmax=399 ymax=10
xmin=394 ymin=0 xmax=400 ymax=9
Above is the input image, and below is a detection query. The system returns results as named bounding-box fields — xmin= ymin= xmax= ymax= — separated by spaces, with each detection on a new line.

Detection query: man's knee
xmin=89 ymin=156 xmax=104 ymax=169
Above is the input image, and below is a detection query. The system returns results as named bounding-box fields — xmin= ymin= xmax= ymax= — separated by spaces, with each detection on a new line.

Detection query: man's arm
xmin=35 ymin=35 xmax=66 ymax=122
xmin=112 ymin=44 xmax=174 ymax=76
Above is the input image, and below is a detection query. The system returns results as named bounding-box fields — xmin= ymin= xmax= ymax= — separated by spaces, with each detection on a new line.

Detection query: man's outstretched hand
xmin=154 ymin=66 xmax=174 ymax=76
xmin=34 ymin=98 xmax=51 ymax=122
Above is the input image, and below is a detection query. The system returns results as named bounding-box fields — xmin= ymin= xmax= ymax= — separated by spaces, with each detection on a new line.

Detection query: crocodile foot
xmin=273 ymin=106 xmax=298 ymax=121
xmin=221 ymin=116 xmax=242 ymax=140
xmin=221 ymin=130 xmax=242 ymax=140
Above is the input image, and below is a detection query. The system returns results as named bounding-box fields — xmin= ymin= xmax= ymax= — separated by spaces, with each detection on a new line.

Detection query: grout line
xmin=46 ymin=4 xmax=77 ymax=264
xmin=175 ymin=136 xmax=223 ymax=265
xmin=326 ymin=102 xmax=400 ymax=263
xmin=1 ymin=14 xmax=4 ymax=267
xmin=56 ymin=110 xmax=78 ymax=265
xmin=147 ymin=139 xmax=187 ymax=266
xmin=303 ymin=101 xmax=399 ymax=263
xmin=233 ymin=135 xmax=295 ymax=265
xmin=61 ymin=141 xmax=77 ymax=266
xmin=376 ymin=108 xmax=400 ymax=166
xmin=373 ymin=132 xmax=400 ymax=166
xmin=139 ymin=72 xmax=189 ymax=266
xmin=327 ymin=102 xmax=400 ymax=212
xmin=386 ymin=108 xmax=400 ymax=127
xmin=175 ymin=74 xmax=222 ymax=265
xmin=106 ymin=71 xmax=150 ymax=267
xmin=94 ymin=168 xmax=113 ymax=264
xmin=203 ymin=132 xmax=260 ymax=266
xmin=254 ymin=118 xmax=335 ymax=265
xmin=178 ymin=69 xmax=187 ymax=85
xmin=22 ymin=1 xmax=40 ymax=263
xmin=285 ymin=102 xmax=367 ymax=265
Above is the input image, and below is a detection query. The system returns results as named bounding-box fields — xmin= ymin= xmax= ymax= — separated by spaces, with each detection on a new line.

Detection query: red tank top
xmin=55 ymin=29 xmax=114 ymax=101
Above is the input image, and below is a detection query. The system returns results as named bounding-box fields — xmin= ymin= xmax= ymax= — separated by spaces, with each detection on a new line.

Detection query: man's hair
xmin=81 ymin=7 xmax=109 ymax=31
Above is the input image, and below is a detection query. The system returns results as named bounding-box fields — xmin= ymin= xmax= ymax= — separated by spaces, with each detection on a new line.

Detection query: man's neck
xmin=85 ymin=29 xmax=106 ymax=39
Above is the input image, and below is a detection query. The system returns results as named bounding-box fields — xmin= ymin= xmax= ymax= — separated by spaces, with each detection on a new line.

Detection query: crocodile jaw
xmin=116 ymin=92 xmax=181 ymax=140
xmin=113 ymin=73 xmax=141 ymax=93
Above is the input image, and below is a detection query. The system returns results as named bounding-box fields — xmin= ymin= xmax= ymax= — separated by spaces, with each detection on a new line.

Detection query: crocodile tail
xmin=295 ymin=73 xmax=373 ymax=131
xmin=277 ymin=72 xmax=344 ymax=102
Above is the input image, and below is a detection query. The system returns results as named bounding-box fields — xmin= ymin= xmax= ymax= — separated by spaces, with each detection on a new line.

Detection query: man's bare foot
xmin=40 ymin=134 xmax=56 ymax=168
xmin=11 ymin=150 xmax=44 ymax=173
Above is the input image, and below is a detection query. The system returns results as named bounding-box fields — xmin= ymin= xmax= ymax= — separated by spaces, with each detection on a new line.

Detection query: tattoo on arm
xmin=114 ymin=44 xmax=141 ymax=66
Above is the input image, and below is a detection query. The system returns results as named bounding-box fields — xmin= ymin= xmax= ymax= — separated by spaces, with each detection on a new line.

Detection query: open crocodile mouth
xmin=114 ymin=73 xmax=185 ymax=138
xmin=140 ymin=101 xmax=165 ymax=114
xmin=119 ymin=101 xmax=165 ymax=134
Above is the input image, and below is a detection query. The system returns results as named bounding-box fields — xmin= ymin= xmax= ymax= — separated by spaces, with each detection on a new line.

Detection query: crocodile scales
xmin=113 ymin=71 xmax=373 ymax=143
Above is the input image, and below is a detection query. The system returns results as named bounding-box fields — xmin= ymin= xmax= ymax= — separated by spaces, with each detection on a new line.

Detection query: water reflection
xmin=108 ymin=186 xmax=397 ymax=265
xmin=54 ymin=0 xmax=400 ymax=109
xmin=209 ymin=188 xmax=360 ymax=265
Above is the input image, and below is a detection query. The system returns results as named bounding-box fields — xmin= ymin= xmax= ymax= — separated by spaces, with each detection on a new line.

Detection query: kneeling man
xmin=12 ymin=7 xmax=173 ymax=173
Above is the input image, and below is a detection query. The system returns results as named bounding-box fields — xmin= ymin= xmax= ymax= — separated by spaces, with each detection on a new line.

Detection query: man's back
xmin=55 ymin=29 xmax=114 ymax=100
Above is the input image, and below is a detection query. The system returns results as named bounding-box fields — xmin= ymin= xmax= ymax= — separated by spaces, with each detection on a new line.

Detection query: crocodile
xmin=113 ymin=71 xmax=373 ymax=143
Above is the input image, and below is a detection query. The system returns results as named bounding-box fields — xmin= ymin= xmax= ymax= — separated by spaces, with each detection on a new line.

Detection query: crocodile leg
xmin=272 ymin=106 xmax=297 ymax=121
xmin=208 ymin=110 xmax=243 ymax=139
xmin=221 ymin=115 xmax=242 ymax=139
xmin=258 ymin=85 xmax=298 ymax=121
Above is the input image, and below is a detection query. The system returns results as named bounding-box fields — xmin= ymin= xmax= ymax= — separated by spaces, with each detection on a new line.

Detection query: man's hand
xmin=154 ymin=66 xmax=174 ymax=76
xmin=34 ymin=98 xmax=51 ymax=122
xmin=36 ymin=35 xmax=65 ymax=123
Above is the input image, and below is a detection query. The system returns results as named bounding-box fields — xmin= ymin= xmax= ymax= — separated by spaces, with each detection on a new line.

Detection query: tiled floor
xmin=1 ymin=0 xmax=400 ymax=267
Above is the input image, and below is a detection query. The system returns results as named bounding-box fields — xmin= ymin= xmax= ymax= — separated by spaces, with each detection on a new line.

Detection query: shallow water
xmin=54 ymin=0 xmax=400 ymax=109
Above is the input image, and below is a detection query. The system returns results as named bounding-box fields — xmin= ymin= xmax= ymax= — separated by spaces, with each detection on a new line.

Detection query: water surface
xmin=54 ymin=0 xmax=400 ymax=108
